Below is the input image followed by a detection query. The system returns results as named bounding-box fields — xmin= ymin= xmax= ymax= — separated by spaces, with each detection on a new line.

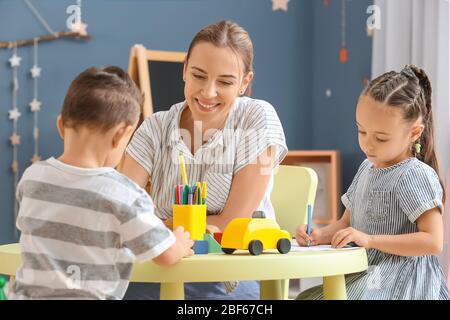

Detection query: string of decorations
xmin=8 ymin=44 xmax=22 ymax=235
xmin=30 ymin=38 xmax=42 ymax=164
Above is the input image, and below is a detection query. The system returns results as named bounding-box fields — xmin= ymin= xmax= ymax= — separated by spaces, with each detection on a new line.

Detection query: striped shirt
xmin=301 ymin=157 xmax=449 ymax=300
xmin=126 ymin=96 xmax=288 ymax=220
xmin=9 ymin=158 xmax=175 ymax=300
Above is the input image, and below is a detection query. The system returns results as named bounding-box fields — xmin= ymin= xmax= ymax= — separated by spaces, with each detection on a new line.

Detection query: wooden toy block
xmin=213 ymin=232 xmax=223 ymax=244
xmin=193 ymin=240 xmax=209 ymax=254
xmin=203 ymin=234 xmax=222 ymax=253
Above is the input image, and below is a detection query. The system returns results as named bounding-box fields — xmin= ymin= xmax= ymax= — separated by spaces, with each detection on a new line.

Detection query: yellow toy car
xmin=220 ymin=214 xmax=291 ymax=255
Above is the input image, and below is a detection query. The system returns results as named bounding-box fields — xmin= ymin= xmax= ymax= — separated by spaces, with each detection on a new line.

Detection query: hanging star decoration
xmin=272 ymin=0 xmax=290 ymax=12
xmin=9 ymin=53 xmax=22 ymax=67
xmin=30 ymin=65 xmax=41 ymax=78
xmin=70 ymin=21 xmax=88 ymax=36
xmin=29 ymin=98 xmax=42 ymax=112
xmin=8 ymin=108 xmax=21 ymax=121
xmin=9 ymin=133 xmax=21 ymax=146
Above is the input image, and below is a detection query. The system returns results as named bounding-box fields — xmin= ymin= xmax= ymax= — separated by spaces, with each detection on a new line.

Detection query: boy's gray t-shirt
xmin=9 ymin=157 xmax=175 ymax=300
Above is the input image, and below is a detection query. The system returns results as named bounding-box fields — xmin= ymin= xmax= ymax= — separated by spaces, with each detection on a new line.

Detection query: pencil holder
xmin=173 ymin=204 xmax=206 ymax=240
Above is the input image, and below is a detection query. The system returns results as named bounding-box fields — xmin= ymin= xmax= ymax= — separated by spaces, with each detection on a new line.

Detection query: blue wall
xmin=0 ymin=0 xmax=371 ymax=244
xmin=311 ymin=0 xmax=371 ymax=201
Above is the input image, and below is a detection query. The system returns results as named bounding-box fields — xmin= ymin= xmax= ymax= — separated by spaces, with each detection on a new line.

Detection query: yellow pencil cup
xmin=173 ymin=205 xmax=206 ymax=240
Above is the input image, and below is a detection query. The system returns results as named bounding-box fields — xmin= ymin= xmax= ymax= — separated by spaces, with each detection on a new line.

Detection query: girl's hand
xmin=331 ymin=227 xmax=372 ymax=248
xmin=295 ymin=224 xmax=321 ymax=246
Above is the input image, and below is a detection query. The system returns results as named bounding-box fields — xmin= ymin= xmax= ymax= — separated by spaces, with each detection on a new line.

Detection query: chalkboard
xmin=148 ymin=60 xmax=184 ymax=113
xmin=128 ymin=45 xmax=187 ymax=119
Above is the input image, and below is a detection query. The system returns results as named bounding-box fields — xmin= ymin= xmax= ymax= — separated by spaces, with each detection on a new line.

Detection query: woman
xmin=121 ymin=20 xmax=288 ymax=300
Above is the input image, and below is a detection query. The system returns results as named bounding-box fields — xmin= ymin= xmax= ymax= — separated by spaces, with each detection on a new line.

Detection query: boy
xmin=8 ymin=66 xmax=194 ymax=300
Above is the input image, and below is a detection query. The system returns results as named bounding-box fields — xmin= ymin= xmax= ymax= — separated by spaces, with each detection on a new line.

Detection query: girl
xmin=120 ymin=20 xmax=288 ymax=299
xmin=296 ymin=65 xmax=449 ymax=300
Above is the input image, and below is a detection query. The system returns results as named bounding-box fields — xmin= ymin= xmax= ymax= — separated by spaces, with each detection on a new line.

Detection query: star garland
xmin=30 ymin=38 xmax=42 ymax=164
xmin=8 ymin=43 xmax=22 ymax=230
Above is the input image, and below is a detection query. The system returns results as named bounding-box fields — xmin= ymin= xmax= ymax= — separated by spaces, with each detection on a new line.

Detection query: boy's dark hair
xmin=61 ymin=66 xmax=143 ymax=131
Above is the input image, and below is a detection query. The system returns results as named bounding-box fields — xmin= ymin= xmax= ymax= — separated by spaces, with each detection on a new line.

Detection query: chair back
xmin=271 ymin=165 xmax=318 ymax=237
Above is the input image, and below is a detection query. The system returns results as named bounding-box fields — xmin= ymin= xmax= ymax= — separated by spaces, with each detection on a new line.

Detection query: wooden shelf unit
xmin=281 ymin=150 xmax=341 ymax=225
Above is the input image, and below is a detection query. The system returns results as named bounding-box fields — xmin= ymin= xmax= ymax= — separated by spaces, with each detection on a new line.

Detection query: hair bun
xmin=407 ymin=65 xmax=432 ymax=112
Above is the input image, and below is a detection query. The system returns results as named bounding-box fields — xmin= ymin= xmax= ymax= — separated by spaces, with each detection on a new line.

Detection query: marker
xmin=192 ymin=185 xmax=197 ymax=205
xmin=196 ymin=182 xmax=201 ymax=205
xmin=173 ymin=186 xmax=177 ymax=205
xmin=307 ymin=204 xmax=312 ymax=247
xmin=183 ymin=185 xmax=190 ymax=205
xmin=178 ymin=185 xmax=183 ymax=205
xmin=201 ymin=182 xmax=207 ymax=205
xmin=188 ymin=186 xmax=195 ymax=205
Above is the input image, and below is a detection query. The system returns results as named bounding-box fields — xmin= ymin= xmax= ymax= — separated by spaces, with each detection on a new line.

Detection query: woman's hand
xmin=331 ymin=227 xmax=372 ymax=248
xmin=295 ymin=224 xmax=322 ymax=246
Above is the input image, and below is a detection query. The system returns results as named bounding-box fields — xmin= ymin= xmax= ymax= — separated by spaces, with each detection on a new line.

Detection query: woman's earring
xmin=414 ymin=140 xmax=422 ymax=157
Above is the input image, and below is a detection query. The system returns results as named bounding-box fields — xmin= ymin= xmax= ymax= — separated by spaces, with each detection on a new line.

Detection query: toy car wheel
xmin=222 ymin=248 xmax=236 ymax=254
xmin=248 ymin=240 xmax=263 ymax=255
xmin=277 ymin=238 xmax=291 ymax=254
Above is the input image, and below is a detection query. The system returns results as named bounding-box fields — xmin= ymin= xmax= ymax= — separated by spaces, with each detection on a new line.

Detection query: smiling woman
xmin=120 ymin=20 xmax=288 ymax=300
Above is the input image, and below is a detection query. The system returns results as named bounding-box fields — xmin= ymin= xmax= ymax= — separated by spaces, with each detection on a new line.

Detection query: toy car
xmin=220 ymin=214 xmax=291 ymax=255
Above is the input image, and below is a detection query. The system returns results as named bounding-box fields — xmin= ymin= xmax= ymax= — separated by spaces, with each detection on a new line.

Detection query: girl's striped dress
xmin=298 ymin=157 xmax=449 ymax=300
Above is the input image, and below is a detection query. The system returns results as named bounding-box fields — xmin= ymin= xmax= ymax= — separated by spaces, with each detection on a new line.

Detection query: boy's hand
xmin=331 ymin=227 xmax=371 ymax=248
xmin=163 ymin=218 xmax=173 ymax=230
xmin=173 ymin=226 xmax=194 ymax=257
xmin=295 ymin=224 xmax=321 ymax=246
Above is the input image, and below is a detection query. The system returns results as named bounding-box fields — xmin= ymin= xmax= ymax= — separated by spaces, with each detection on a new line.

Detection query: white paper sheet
xmin=290 ymin=239 xmax=360 ymax=252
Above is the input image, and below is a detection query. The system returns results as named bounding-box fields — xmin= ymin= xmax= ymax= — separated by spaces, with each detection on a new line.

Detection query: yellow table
xmin=0 ymin=243 xmax=368 ymax=300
